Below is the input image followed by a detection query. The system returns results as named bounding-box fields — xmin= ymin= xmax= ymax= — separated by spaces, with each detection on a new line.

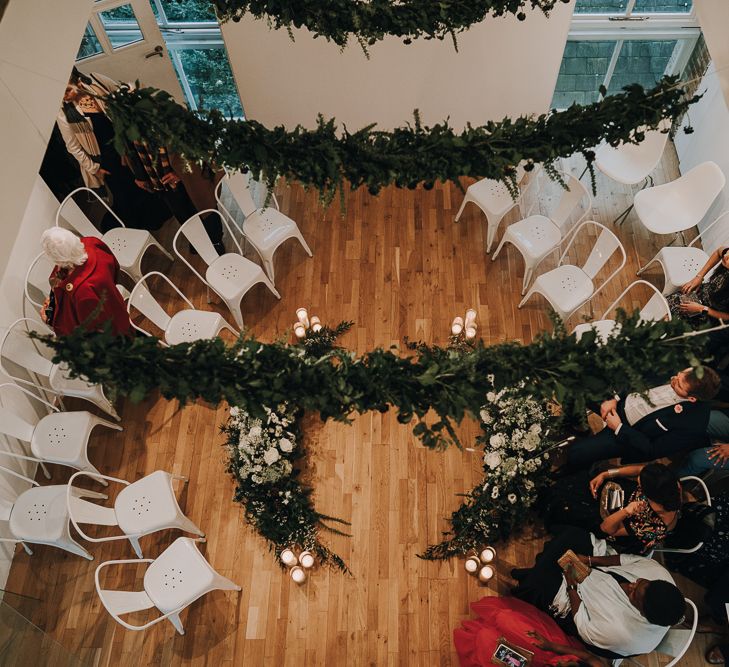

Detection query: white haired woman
xmin=40 ymin=228 xmax=130 ymax=336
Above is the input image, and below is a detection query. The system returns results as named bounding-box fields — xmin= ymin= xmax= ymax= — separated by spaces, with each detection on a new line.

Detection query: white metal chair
xmin=95 ymin=536 xmax=241 ymax=634
xmin=633 ymin=161 xmax=725 ymax=244
xmin=518 ymin=221 xmax=626 ymax=322
xmin=0 ymin=382 xmax=120 ymax=481
xmin=454 ymin=164 xmax=529 ymax=253
xmin=572 ymin=280 xmax=670 ymax=343
xmin=637 ymin=210 xmax=729 ymax=295
xmin=128 ymin=271 xmax=238 ymax=345
xmin=56 ymin=187 xmax=173 ymax=283
xmin=173 ymin=209 xmax=280 ymax=329
xmin=0 ymin=464 xmax=104 ymax=560
xmin=0 ymin=319 xmax=119 ymax=419
xmin=492 ymin=170 xmax=592 ymax=294
xmin=67 ymin=470 xmax=204 ymax=558
xmin=216 ymin=170 xmax=312 ymax=283
xmin=594 ymin=120 xmax=671 ymax=225
xmin=613 ymin=598 xmax=697 ymax=667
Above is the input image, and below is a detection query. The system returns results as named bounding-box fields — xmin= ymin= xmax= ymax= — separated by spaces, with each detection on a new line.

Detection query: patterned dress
xmin=666 ymin=263 xmax=729 ymax=327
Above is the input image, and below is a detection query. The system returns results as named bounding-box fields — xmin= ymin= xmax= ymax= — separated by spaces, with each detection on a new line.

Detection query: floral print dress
xmin=667 ymin=263 xmax=729 ymax=327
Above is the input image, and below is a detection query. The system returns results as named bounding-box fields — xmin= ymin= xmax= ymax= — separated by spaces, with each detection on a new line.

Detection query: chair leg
xmin=21 ymin=542 xmax=33 ymax=556
xmin=521 ymin=267 xmax=534 ymax=296
xmin=60 ymin=536 xmax=93 ymax=560
xmin=261 ymin=276 xmax=281 ymax=299
xmin=454 ymin=196 xmax=470 ymax=223
xmin=636 ymin=257 xmax=657 ymax=276
xmin=151 ymin=239 xmax=174 ymax=262
xmin=264 ymin=258 xmax=275 ymax=284
xmin=226 ymin=300 xmax=245 ymax=329
xmin=128 ymin=536 xmax=143 ymax=559
xmin=491 ymin=236 xmax=507 ymax=262
xmin=91 ymin=417 xmax=123 ymax=432
xmin=168 ymin=613 xmax=185 ymax=635
xmin=39 ymin=461 xmax=51 ymax=480
xmin=296 ymin=230 xmax=313 ymax=257
xmin=176 ymin=515 xmax=205 ymax=537
xmin=518 ymin=286 xmax=537 ymax=309
xmin=213 ymin=572 xmax=242 ymax=592
xmin=485 ymin=217 xmax=500 ymax=254
xmin=73 ymin=486 xmax=109 ymax=500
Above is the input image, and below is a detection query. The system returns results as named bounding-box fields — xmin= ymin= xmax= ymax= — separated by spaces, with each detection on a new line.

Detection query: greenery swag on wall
xmin=207 ymin=0 xmax=572 ymax=51
xmin=103 ymin=77 xmax=697 ymax=205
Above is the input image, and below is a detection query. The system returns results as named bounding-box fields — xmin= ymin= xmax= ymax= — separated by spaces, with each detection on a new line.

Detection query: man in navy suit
xmin=567 ymin=367 xmax=721 ymax=470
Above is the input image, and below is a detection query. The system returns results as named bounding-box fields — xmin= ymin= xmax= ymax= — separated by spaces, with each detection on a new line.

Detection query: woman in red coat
xmin=40 ymin=227 xmax=131 ymax=336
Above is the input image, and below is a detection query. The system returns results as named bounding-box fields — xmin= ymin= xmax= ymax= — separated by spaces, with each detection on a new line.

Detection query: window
xmin=76 ymin=22 xmax=104 ymax=60
xmin=98 ymin=4 xmax=144 ymax=49
xmin=552 ymin=1 xmax=700 ymax=108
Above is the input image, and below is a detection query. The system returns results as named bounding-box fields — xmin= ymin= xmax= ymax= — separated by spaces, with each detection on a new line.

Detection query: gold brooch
xmin=65 ymin=283 xmax=74 ymax=292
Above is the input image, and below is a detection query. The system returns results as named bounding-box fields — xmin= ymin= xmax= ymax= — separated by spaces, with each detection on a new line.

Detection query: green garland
xmin=103 ymin=77 xmax=697 ymax=203
xmin=209 ymin=0 xmax=571 ymax=49
xmin=34 ymin=313 xmax=702 ymax=451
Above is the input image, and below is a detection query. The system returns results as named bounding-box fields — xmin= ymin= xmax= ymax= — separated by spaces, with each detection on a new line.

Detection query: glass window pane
xmin=574 ymin=0 xmax=628 ymax=13
xmin=76 ymin=22 xmax=104 ymax=61
xmin=606 ymin=40 xmax=678 ymax=95
xmin=174 ymin=48 xmax=244 ymax=117
xmin=153 ymin=0 xmax=217 ymax=22
xmin=99 ymin=4 xmax=144 ymax=49
xmin=551 ymin=40 xmax=616 ymax=108
xmin=632 ymin=0 xmax=692 ymax=12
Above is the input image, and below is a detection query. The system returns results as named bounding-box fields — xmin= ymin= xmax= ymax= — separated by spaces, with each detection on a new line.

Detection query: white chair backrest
xmin=653 ymin=598 xmax=697 ymax=666
xmin=224 ymin=171 xmax=257 ymax=218
xmin=596 ymin=121 xmax=670 ymax=181
xmin=663 ymin=161 xmax=725 ymax=222
xmin=601 ymin=280 xmax=670 ymax=323
xmin=0 ymin=319 xmax=55 ymax=381
xmin=56 ymin=187 xmax=125 ymax=237
xmin=174 ymin=210 xmax=241 ymax=266
xmin=128 ymin=280 xmax=172 ymax=334
xmin=24 ymin=253 xmax=56 ymax=309
xmin=563 ymin=221 xmax=625 ymax=280
xmin=0 ymin=463 xmax=39 ymax=520
xmin=550 ymin=174 xmax=592 ymax=235
xmin=690 ymin=210 xmax=729 ymax=253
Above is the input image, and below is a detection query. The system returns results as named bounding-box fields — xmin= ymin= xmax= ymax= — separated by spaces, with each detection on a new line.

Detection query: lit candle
xmin=296 ymin=308 xmax=309 ymax=327
xmin=478 ymin=565 xmax=494 ymax=583
xmin=464 ymin=556 xmax=480 ymax=574
xmin=294 ymin=323 xmax=307 ymax=339
xmin=290 ymin=566 xmax=306 ymax=584
xmin=464 ymin=308 xmax=477 ymax=329
xmin=480 ymin=547 xmax=496 ymax=563
xmin=299 ymin=551 xmax=315 ymax=569
xmin=451 ymin=317 xmax=464 ymax=335
xmin=310 ymin=316 xmax=322 ymax=333
xmin=280 ymin=548 xmax=297 ymax=566
xmin=465 ymin=326 xmax=477 ymax=339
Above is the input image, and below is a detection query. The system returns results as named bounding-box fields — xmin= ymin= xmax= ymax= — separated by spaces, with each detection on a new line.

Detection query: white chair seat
xmin=48 ymin=363 xmax=118 ymax=419
xmin=115 ymin=471 xmax=184 ymax=535
xmin=10 ymin=485 xmax=71 ymax=542
xmin=243 ymin=209 xmax=299 ymax=251
xmin=503 ymin=215 xmax=562 ymax=260
xmin=103 ymin=228 xmax=155 ymax=268
xmin=205 ymin=254 xmax=270 ymax=301
xmin=165 ymin=311 xmax=229 ymax=345
xmin=572 ymin=319 xmax=620 ymax=343
xmin=31 ymin=411 xmax=97 ymax=464
xmin=465 ymin=178 xmax=516 ymax=218
xmin=531 ymin=265 xmax=595 ymax=314
xmin=144 ymin=537 xmax=218 ymax=614
xmin=640 ymin=246 xmax=709 ymax=296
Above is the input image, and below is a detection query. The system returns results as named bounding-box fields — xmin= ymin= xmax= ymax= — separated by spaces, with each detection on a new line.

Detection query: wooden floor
xmin=4 ymin=148 xmax=723 ymax=666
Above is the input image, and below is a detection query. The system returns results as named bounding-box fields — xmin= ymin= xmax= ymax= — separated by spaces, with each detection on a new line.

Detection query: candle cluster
xmin=451 ymin=309 xmax=477 ymax=339
xmin=280 ymin=547 xmax=316 ymax=583
xmin=464 ymin=546 xmax=496 ymax=583
xmin=294 ymin=307 xmax=322 ymax=339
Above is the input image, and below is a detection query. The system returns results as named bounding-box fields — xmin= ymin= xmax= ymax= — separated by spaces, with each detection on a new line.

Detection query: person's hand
xmin=98 ymin=168 xmax=111 ymax=177
xmin=599 ymin=399 xmax=617 ymax=420
xmin=708 ymin=443 xmax=729 ymax=467
xmin=624 ymin=500 xmax=642 ymax=516
xmin=681 ymin=276 xmax=702 ymax=294
xmin=526 ymin=630 xmax=553 ymax=651
xmin=589 ymin=471 xmax=607 ymax=498
xmin=575 ymin=553 xmax=591 ymax=566
xmin=564 ymin=568 xmax=578 ymax=587
xmin=161 ymin=171 xmax=181 ymax=187
xmin=605 ymin=409 xmax=622 ymax=432
xmin=39 ymin=297 xmax=50 ymax=323
xmin=134 ymin=178 xmax=153 ymax=193
xmin=679 ymin=301 xmax=706 ymax=315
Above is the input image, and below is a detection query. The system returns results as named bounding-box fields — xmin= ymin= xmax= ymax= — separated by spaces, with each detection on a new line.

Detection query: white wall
xmin=694 ymin=0 xmax=729 ymax=109
xmin=221 ymin=3 xmax=574 ymax=130
xmin=0 ymin=0 xmax=92 ymax=591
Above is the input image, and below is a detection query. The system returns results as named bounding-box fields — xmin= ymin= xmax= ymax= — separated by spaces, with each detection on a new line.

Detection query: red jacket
xmin=50 ymin=237 xmax=131 ymax=336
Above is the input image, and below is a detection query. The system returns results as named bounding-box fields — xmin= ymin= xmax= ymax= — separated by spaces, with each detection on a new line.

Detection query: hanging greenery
xmin=103 ymin=77 xmax=697 ymax=204
xmin=207 ymin=0 xmax=571 ymax=50
xmin=34 ymin=312 xmax=702 ymax=451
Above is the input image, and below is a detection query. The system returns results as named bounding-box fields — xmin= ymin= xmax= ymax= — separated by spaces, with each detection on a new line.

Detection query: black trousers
xmin=158 ymin=183 xmax=223 ymax=245
xmin=706 ymin=568 xmax=729 ymax=625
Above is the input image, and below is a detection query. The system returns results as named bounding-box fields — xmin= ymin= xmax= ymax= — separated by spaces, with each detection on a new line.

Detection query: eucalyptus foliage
xmin=35 ymin=312 xmax=702 ymax=451
xmin=103 ymin=77 xmax=697 ymax=205
xmin=208 ymin=0 xmax=571 ymax=50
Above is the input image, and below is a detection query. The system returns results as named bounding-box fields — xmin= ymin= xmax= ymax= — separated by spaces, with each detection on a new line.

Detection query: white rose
xmin=529 ymin=423 xmax=542 ymax=435
xmin=491 ymin=486 xmax=499 ymax=499
xmin=484 ymin=451 xmax=502 ymax=470
xmin=486 ymin=392 xmax=497 ymax=403
xmin=480 ymin=409 xmax=489 ymax=422
xmin=489 ymin=434 xmax=506 ymax=449
xmin=508 ymin=493 xmax=517 ymax=504
xmin=279 ymin=437 xmax=294 ymax=453
xmin=263 ymin=448 xmax=280 ymax=465
xmin=249 ymin=425 xmax=262 ymax=439
xmin=229 ymin=407 xmax=240 ymax=417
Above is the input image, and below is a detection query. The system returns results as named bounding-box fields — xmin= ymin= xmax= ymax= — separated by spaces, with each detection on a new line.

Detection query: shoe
xmin=706 ymin=644 xmax=729 ymax=665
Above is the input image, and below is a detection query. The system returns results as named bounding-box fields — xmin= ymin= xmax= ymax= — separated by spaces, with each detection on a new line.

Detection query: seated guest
xmin=40 ymin=228 xmax=131 ymax=336
xmin=454 ymin=596 xmax=608 ymax=666
xmin=566 ymin=367 xmax=720 ymax=470
xmin=512 ymin=526 xmax=685 ymax=658
xmin=545 ymin=463 xmax=681 ymax=555
xmin=666 ymin=245 xmax=729 ymax=326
